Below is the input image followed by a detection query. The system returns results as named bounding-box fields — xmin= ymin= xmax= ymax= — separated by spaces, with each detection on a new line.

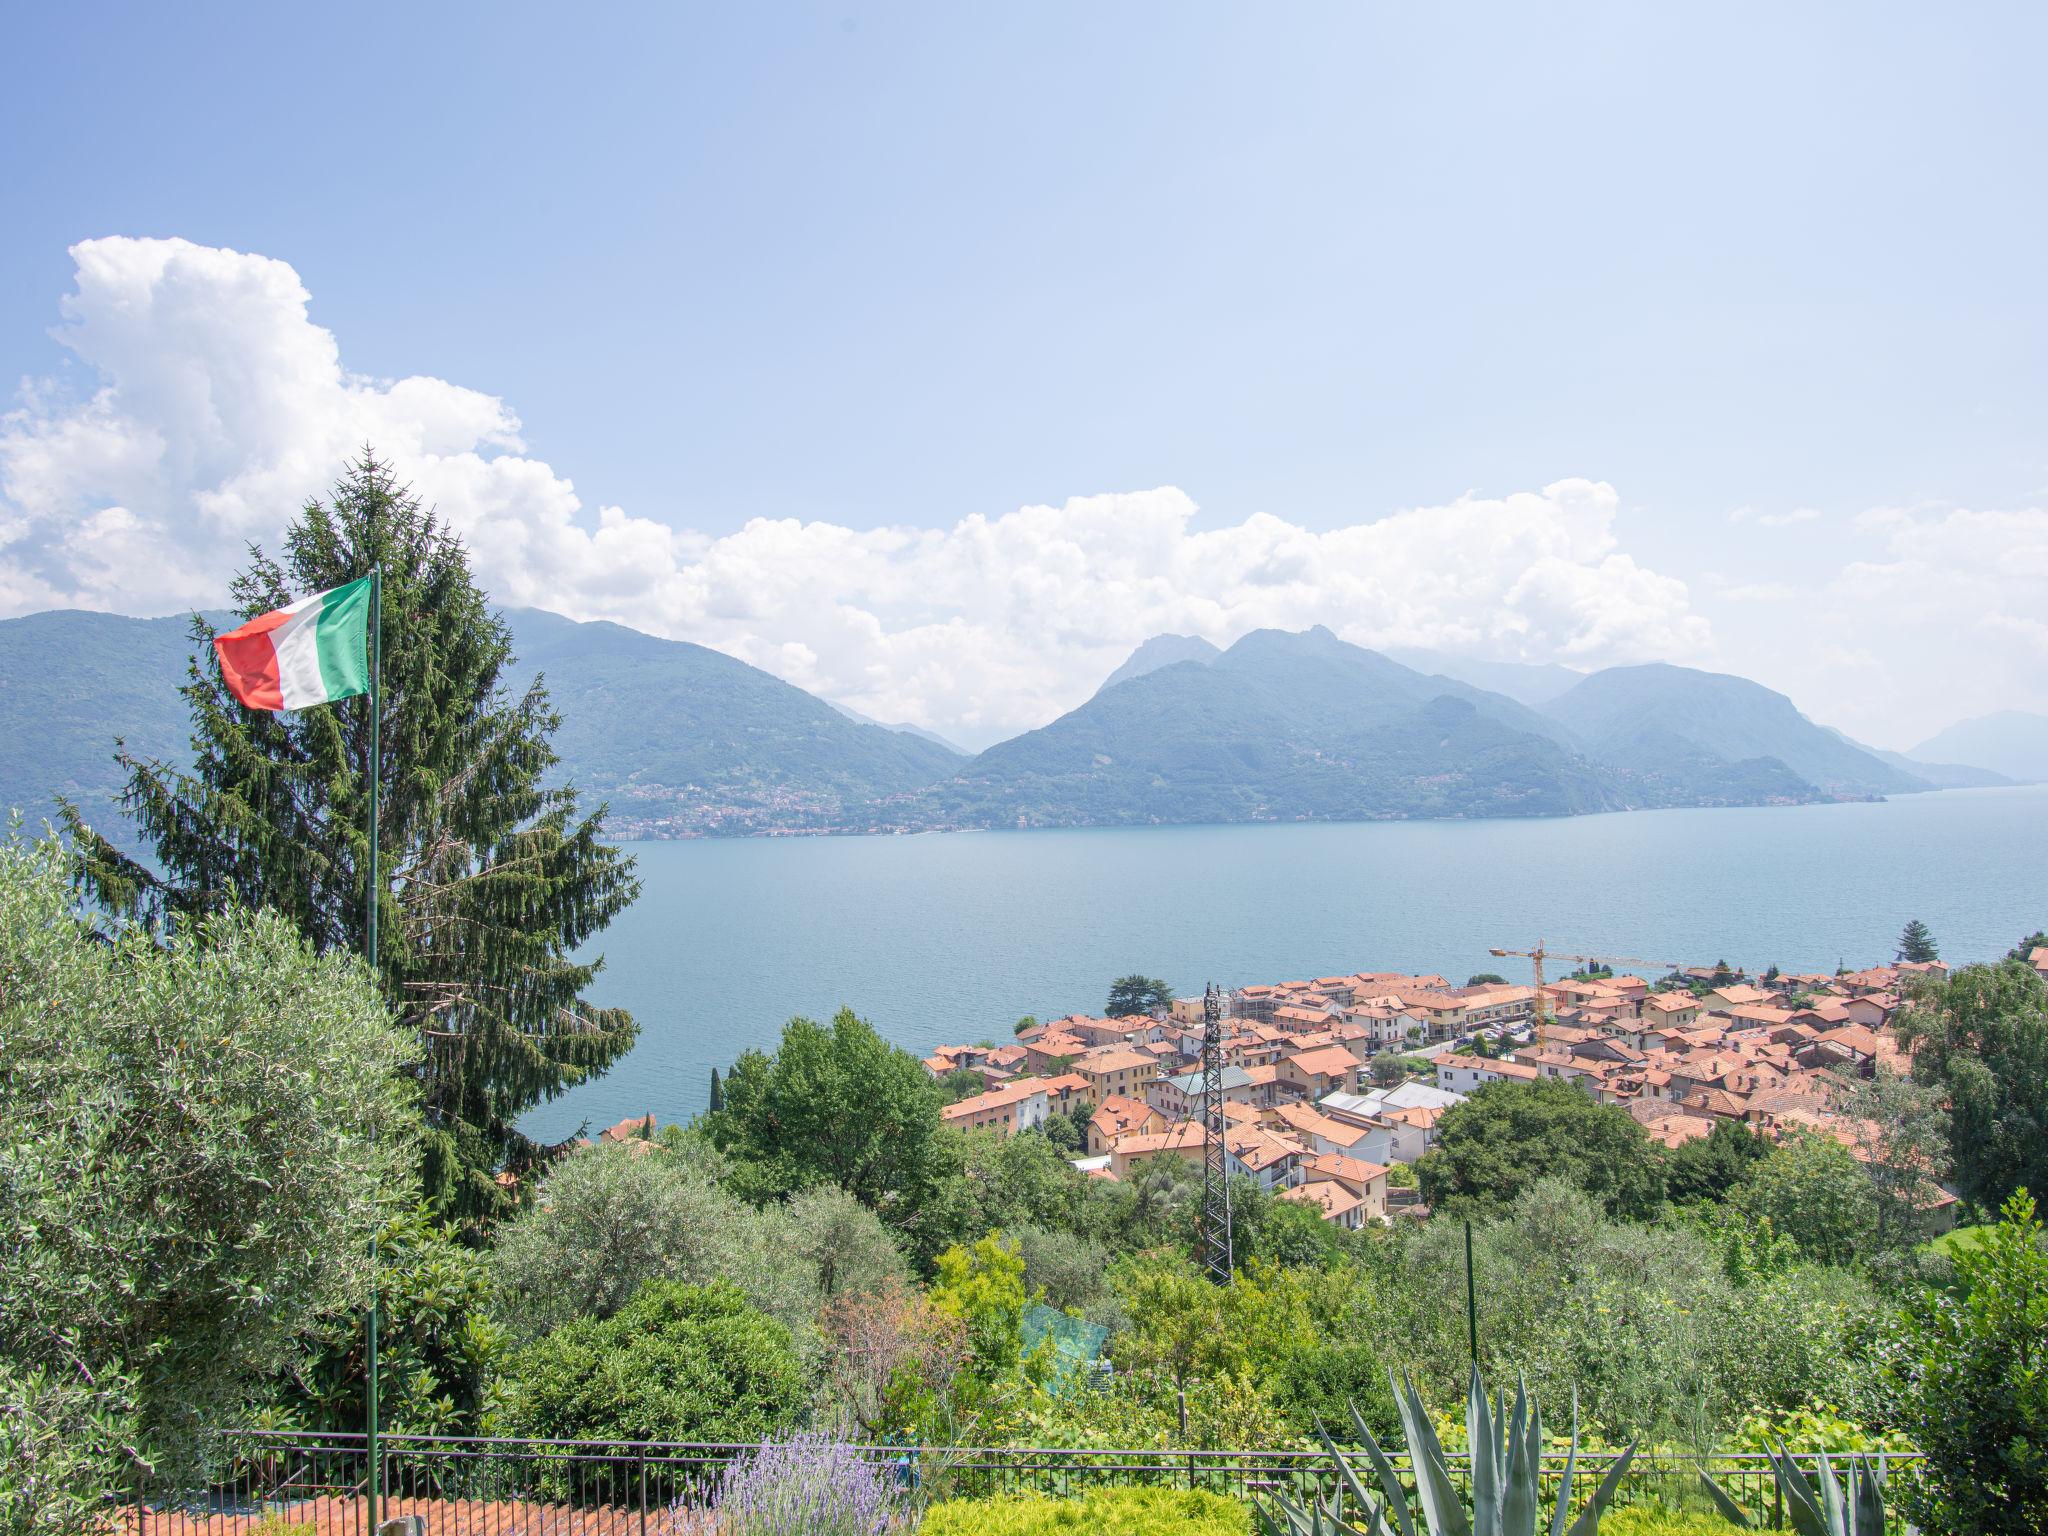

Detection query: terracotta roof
xmin=1304 ymin=1151 xmax=1388 ymax=1189
xmin=1077 ymin=1045 xmax=1154 ymax=1074
xmin=1288 ymin=1045 xmax=1361 ymax=1079
xmin=1112 ymin=1123 xmax=1206 ymax=1157
xmin=941 ymin=1079 xmax=1048 ymax=1121
xmin=1281 ymin=1178 xmax=1365 ymax=1219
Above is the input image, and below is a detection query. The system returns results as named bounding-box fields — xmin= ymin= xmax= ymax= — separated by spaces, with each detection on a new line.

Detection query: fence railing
xmin=121 ymin=1429 xmax=1917 ymax=1534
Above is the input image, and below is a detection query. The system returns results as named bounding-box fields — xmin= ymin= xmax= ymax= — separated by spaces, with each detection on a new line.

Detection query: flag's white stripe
xmin=270 ymin=590 xmax=331 ymax=708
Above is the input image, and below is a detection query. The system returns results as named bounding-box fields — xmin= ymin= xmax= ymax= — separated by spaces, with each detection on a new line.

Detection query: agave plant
xmin=1256 ymin=1366 xmax=1637 ymax=1536
xmin=1699 ymin=1443 xmax=1909 ymax=1536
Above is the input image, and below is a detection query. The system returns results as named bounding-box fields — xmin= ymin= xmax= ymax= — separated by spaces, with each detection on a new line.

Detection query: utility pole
xmin=1198 ymin=982 xmax=1234 ymax=1285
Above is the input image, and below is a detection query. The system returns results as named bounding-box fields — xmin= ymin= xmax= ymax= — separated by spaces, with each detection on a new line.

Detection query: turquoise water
xmin=521 ymin=786 xmax=2048 ymax=1144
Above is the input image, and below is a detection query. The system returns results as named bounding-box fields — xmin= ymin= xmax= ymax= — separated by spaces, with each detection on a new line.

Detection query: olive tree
xmin=488 ymin=1139 xmax=817 ymax=1341
xmin=0 ymin=833 xmax=417 ymax=1494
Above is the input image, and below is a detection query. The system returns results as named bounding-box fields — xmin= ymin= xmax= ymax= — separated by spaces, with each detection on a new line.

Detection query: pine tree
xmin=709 ymin=1066 xmax=725 ymax=1113
xmin=65 ymin=453 xmax=640 ymax=1225
xmin=1898 ymin=918 xmax=1941 ymax=963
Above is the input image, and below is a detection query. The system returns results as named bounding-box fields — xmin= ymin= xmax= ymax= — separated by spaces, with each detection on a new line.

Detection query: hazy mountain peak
xmin=1909 ymin=710 xmax=2048 ymax=783
xmin=1381 ymin=647 xmax=1584 ymax=707
xmin=1096 ymin=633 xmax=1222 ymax=694
xmin=1543 ymin=662 xmax=1924 ymax=797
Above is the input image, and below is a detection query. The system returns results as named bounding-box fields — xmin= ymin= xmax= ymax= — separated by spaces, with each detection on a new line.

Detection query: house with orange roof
xmin=1075 ymin=1044 xmax=1155 ymax=1105
xmin=598 ymin=1112 xmax=659 ymax=1143
xmin=1274 ymin=1003 xmax=1340 ymax=1032
xmin=1038 ymin=1072 xmax=1093 ymax=1111
xmin=942 ymin=1079 xmax=1051 ymax=1136
xmin=1019 ymin=1032 xmax=1091 ymax=1074
xmin=1272 ymin=1100 xmax=1359 ymax=1150
xmin=1681 ymin=1086 xmax=1752 ymax=1120
xmin=1642 ymin=990 xmax=1702 ymax=1027
xmin=1723 ymin=1003 xmax=1798 ymax=1029
xmin=1086 ymin=1094 xmax=1166 ymax=1156
xmin=1281 ymin=1177 xmax=1368 ymax=1230
xmin=1281 ymin=1044 xmax=1361 ymax=1098
xmin=1704 ymin=982 xmax=1773 ymax=1012
xmin=1107 ymin=1121 xmax=1205 ymax=1178
xmin=1224 ymin=1124 xmax=1307 ymax=1191
xmin=1301 ymin=1151 xmax=1391 ymax=1220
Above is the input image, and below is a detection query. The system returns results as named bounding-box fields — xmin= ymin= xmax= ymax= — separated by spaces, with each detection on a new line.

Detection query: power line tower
xmin=1198 ymin=981 xmax=1234 ymax=1285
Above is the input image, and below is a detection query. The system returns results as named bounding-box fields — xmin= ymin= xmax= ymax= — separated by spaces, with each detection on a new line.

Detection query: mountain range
xmin=0 ymin=607 xmax=2031 ymax=841
xmin=1908 ymin=710 xmax=2048 ymax=785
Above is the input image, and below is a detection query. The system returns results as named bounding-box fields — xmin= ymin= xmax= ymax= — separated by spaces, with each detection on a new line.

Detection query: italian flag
xmin=214 ymin=575 xmax=374 ymax=712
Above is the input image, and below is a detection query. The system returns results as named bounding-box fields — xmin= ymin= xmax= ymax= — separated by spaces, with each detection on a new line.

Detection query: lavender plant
xmin=706 ymin=1432 xmax=902 ymax=1536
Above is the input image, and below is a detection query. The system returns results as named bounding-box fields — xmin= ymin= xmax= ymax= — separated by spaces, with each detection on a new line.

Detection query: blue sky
xmin=3 ymin=3 xmax=2044 ymax=747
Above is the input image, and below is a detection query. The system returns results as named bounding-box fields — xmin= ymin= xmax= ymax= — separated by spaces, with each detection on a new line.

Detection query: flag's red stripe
xmin=215 ymin=628 xmax=285 ymax=711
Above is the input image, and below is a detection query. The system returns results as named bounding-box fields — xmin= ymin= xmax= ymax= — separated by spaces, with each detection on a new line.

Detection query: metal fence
xmin=121 ymin=1429 xmax=1913 ymax=1534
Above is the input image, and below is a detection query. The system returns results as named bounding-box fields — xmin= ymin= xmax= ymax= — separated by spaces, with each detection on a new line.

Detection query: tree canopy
xmin=1898 ymin=918 xmax=1941 ymax=963
xmin=1893 ymin=1190 xmax=2048 ymax=1535
xmin=64 ymin=454 xmax=640 ymax=1224
xmin=707 ymin=1008 xmax=954 ymax=1257
xmin=0 ymin=832 xmax=417 ymax=1486
xmin=1416 ymin=1077 xmax=1664 ymax=1220
xmin=1895 ymin=958 xmax=2048 ymax=1211
xmin=1107 ymin=975 xmax=1174 ymax=1016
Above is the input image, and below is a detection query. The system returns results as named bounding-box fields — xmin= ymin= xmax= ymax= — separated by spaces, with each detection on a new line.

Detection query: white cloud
xmin=1728 ymin=505 xmax=1822 ymax=528
xmin=1711 ymin=501 xmax=2048 ymax=749
xmin=2 ymin=237 xmax=1715 ymax=747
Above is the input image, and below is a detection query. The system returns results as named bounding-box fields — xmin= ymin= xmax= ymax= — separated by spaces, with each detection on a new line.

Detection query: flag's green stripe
xmin=311 ymin=575 xmax=374 ymax=702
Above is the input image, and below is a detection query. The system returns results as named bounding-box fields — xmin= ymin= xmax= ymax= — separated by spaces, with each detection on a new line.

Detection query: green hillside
xmin=498 ymin=608 xmax=961 ymax=834
xmin=3 ymin=609 xmax=1981 ymax=841
xmin=0 ymin=606 xmax=962 ymax=841
xmin=0 ymin=610 xmax=207 ymax=833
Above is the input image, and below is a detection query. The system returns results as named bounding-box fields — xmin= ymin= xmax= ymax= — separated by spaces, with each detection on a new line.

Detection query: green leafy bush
xmin=921 ymin=1486 xmax=1249 ymax=1535
xmin=1892 ymin=1189 xmax=2048 ymax=1535
xmin=504 ymin=1278 xmax=807 ymax=1447
xmin=1595 ymin=1512 xmax=1744 ymax=1535
xmin=277 ymin=1206 xmax=512 ymax=1438
xmin=0 ymin=1358 xmax=141 ymax=1536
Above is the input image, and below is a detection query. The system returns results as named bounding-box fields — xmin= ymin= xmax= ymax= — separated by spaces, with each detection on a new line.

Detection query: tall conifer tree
xmin=66 ymin=453 xmax=640 ymax=1223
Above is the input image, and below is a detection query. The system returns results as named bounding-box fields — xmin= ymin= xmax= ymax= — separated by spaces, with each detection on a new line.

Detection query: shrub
xmin=921 ymin=1486 xmax=1249 ymax=1535
xmin=705 ymin=1432 xmax=901 ymax=1536
xmin=1595 ymin=1512 xmax=1744 ymax=1536
xmin=505 ymin=1279 xmax=807 ymax=1448
xmin=278 ymin=1206 xmax=512 ymax=1438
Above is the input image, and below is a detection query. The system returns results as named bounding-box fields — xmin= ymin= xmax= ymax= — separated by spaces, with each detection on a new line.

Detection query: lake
xmin=519 ymin=785 xmax=2048 ymax=1144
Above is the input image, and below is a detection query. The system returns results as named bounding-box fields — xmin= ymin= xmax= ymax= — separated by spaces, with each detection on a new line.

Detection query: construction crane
xmin=1488 ymin=942 xmax=1686 ymax=1050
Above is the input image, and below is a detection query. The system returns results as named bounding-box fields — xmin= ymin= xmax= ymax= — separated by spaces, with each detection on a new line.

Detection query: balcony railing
xmin=118 ymin=1428 xmax=1914 ymax=1534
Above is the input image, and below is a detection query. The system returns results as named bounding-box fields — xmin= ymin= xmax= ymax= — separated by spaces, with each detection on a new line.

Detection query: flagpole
xmin=365 ymin=564 xmax=382 ymax=1531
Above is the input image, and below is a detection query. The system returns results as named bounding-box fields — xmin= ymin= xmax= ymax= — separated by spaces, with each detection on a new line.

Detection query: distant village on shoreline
xmin=880 ymin=946 xmax=2048 ymax=1234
